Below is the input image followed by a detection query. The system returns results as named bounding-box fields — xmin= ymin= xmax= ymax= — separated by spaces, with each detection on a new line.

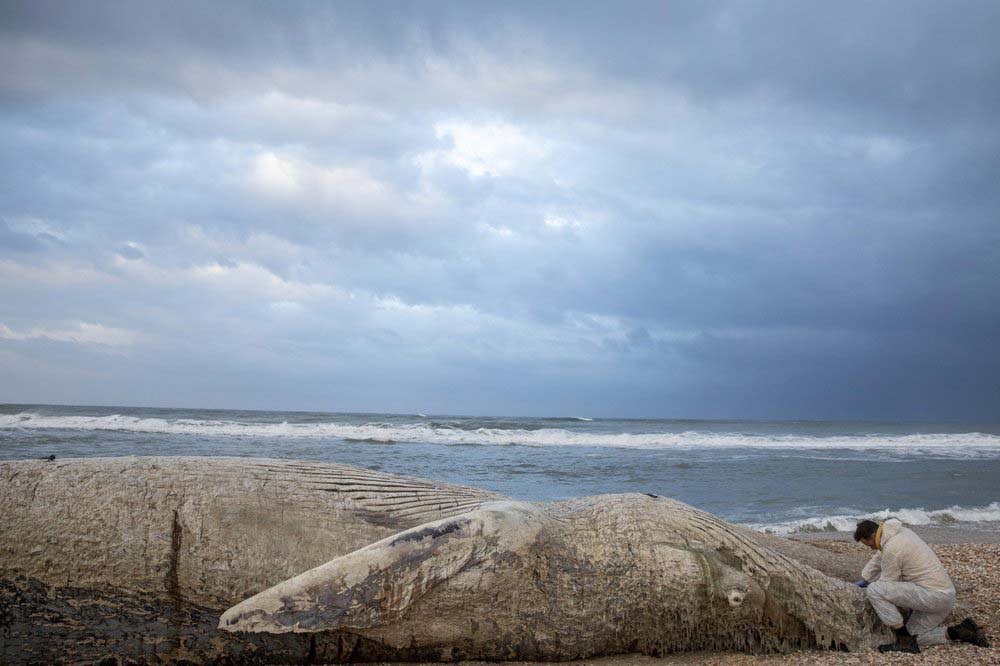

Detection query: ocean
xmin=2 ymin=403 xmax=999 ymax=535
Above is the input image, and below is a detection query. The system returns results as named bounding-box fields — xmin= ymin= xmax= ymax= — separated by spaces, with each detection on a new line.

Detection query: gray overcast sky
xmin=1 ymin=1 xmax=998 ymax=419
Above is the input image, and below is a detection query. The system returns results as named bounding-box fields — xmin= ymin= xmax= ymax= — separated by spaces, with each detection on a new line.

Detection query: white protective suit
xmin=862 ymin=518 xmax=956 ymax=646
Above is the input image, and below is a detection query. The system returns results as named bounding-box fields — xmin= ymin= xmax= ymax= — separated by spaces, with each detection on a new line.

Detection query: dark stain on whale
xmin=389 ymin=520 xmax=463 ymax=546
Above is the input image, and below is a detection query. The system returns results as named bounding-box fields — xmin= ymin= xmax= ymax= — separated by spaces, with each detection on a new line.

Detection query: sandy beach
xmin=376 ymin=528 xmax=1000 ymax=666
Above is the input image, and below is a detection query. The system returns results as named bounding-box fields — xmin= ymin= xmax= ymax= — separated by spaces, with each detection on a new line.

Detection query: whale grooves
xmin=0 ymin=456 xmax=886 ymax=663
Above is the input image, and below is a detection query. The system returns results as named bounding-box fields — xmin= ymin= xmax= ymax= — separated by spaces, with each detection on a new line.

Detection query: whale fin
xmin=219 ymin=501 xmax=541 ymax=633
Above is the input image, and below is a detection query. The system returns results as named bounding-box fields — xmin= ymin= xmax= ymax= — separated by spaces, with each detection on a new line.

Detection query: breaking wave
xmin=749 ymin=502 xmax=1000 ymax=535
xmin=2 ymin=411 xmax=999 ymax=456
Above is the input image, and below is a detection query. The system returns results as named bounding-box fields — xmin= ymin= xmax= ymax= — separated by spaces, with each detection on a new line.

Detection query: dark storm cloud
xmin=0 ymin=1 xmax=997 ymax=418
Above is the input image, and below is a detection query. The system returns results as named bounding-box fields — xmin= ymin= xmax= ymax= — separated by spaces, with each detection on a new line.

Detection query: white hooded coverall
xmin=862 ymin=518 xmax=956 ymax=646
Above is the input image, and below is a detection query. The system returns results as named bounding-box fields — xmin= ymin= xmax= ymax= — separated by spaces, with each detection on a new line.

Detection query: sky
xmin=1 ymin=1 xmax=998 ymax=420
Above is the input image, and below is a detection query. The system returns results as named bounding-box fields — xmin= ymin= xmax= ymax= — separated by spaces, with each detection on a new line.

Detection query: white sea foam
xmin=2 ymin=411 xmax=999 ymax=457
xmin=748 ymin=502 xmax=1000 ymax=535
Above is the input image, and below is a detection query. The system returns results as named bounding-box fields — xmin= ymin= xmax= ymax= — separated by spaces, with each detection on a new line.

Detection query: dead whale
xmin=1 ymin=456 xmax=878 ymax=663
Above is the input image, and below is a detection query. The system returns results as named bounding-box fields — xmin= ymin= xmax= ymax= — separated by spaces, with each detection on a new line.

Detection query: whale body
xmin=0 ymin=456 xmax=881 ymax=663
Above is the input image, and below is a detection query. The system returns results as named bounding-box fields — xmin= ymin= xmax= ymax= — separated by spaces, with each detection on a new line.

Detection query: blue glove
xmin=854 ymin=580 xmax=868 ymax=588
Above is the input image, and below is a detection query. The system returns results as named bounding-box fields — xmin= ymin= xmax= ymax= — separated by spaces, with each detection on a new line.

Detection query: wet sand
xmin=374 ymin=527 xmax=999 ymax=666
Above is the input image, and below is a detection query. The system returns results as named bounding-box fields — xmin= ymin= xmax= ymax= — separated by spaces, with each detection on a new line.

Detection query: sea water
xmin=2 ymin=403 xmax=999 ymax=534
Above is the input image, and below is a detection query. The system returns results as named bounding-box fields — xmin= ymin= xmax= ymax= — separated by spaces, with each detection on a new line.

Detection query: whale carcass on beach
xmin=1 ymin=456 xmax=885 ymax=663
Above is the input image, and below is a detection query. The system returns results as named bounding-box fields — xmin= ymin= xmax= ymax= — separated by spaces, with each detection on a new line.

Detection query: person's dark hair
xmin=854 ymin=519 xmax=879 ymax=542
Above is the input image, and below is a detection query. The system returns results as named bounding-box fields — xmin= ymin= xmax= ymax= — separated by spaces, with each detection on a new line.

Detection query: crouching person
xmin=854 ymin=518 xmax=989 ymax=653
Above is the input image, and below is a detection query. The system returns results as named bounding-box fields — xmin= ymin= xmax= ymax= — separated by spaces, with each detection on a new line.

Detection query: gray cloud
xmin=0 ymin=1 xmax=998 ymax=418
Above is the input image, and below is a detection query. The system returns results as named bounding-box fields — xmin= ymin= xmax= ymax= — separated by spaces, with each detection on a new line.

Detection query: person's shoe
xmin=957 ymin=617 xmax=980 ymax=633
xmin=878 ymin=634 xmax=920 ymax=653
xmin=949 ymin=617 xmax=990 ymax=648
